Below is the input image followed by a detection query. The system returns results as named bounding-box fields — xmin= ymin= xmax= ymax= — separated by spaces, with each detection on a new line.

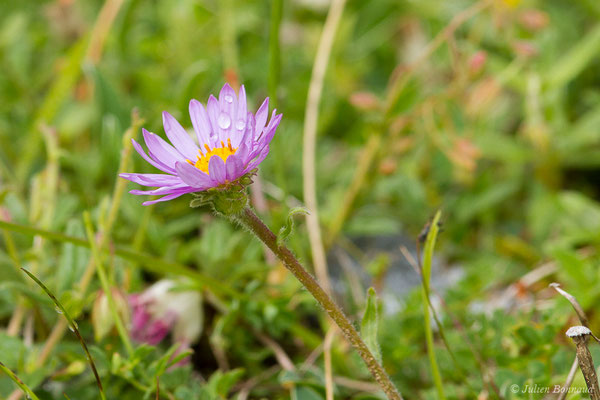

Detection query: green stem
xmin=421 ymin=211 xmax=445 ymax=400
xmin=83 ymin=212 xmax=134 ymax=356
xmin=234 ymin=207 xmax=403 ymax=400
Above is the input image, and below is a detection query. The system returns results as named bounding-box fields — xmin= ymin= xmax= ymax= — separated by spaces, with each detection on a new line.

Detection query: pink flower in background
xmin=129 ymin=280 xmax=203 ymax=365
xmin=120 ymin=83 xmax=282 ymax=205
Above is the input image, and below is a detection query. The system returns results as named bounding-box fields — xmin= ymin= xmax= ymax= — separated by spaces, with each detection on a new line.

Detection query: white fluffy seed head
xmin=566 ymin=325 xmax=592 ymax=337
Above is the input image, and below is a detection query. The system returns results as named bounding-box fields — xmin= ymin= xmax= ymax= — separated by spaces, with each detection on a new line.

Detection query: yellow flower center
xmin=187 ymin=139 xmax=237 ymax=175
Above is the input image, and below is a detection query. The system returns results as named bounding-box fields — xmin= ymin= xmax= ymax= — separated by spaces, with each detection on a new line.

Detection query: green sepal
xmin=189 ymin=170 xmax=257 ymax=216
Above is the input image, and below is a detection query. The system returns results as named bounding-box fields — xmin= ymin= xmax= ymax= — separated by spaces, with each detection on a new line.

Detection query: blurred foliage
xmin=1 ymin=0 xmax=600 ymax=398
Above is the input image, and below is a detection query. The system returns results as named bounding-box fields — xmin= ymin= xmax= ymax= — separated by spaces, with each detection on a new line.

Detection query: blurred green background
xmin=1 ymin=0 xmax=600 ymax=398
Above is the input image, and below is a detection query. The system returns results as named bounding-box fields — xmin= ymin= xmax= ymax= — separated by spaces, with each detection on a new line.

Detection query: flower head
xmin=121 ymin=84 xmax=282 ymax=206
xmin=129 ymin=280 xmax=203 ymax=365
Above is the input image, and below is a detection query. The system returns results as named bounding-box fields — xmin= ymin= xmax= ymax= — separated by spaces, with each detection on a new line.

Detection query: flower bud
xmin=519 ymin=9 xmax=549 ymax=32
xmin=468 ymin=51 xmax=487 ymax=75
xmin=349 ymin=92 xmax=380 ymax=112
xmin=92 ymin=288 xmax=131 ymax=341
xmin=129 ymin=280 xmax=203 ymax=352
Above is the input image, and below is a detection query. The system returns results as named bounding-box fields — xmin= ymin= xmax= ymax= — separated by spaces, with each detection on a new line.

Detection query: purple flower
xmin=120 ymin=84 xmax=282 ymax=205
xmin=129 ymin=280 xmax=203 ymax=365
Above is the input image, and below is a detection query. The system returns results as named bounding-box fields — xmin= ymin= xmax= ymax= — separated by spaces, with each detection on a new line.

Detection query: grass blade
xmin=83 ymin=211 xmax=134 ymax=356
xmin=0 ymin=361 xmax=41 ymax=400
xmin=420 ymin=210 xmax=445 ymax=400
xmin=21 ymin=268 xmax=106 ymax=400
xmin=0 ymin=219 xmax=242 ymax=299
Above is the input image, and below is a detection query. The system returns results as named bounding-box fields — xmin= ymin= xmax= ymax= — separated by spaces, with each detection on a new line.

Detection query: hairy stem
xmin=234 ymin=207 xmax=403 ymax=400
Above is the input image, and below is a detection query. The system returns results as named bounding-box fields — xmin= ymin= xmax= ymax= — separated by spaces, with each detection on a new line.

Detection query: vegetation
xmin=1 ymin=0 xmax=600 ymax=398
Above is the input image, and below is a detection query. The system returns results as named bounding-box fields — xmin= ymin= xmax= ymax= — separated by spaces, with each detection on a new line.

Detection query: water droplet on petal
xmin=236 ymin=119 xmax=246 ymax=130
xmin=224 ymin=95 xmax=233 ymax=103
xmin=218 ymin=113 xmax=231 ymax=129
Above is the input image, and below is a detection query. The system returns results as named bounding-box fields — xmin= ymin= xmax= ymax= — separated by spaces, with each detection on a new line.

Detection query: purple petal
xmin=236 ymin=85 xmax=247 ymax=127
xmin=233 ymin=112 xmax=254 ymax=148
xmin=219 ymin=83 xmax=237 ymax=111
xmin=208 ymin=156 xmax=227 ymax=184
xmin=225 ymin=155 xmax=243 ymax=181
xmin=141 ymin=188 xmax=198 ymax=206
xmin=217 ymin=84 xmax=236 ymax=140
xmin=132 ymin=138 xmax=176 ymax=174
xmin=206 ymin=95 xmax=220 ymax=145
xmin=142 ymin=320 xmax=171 ymax=345
xmin=189 ymin=99 xmax=212 ymax=147
xmin=162 ymin=112 xmax=199 ymax=160
xmin=254 ymin=98 xmax=269 ymax=136
xmin=120 ymin=173 xmax=181 ymax=187
xmin=143 ymin=129 xmax=183 ymax=167
xmin=245 ymin=145 xmax=270 ymax=172
xmin=175 ymin=161 xmax=214 ymax=188
xmin=257 ymin=111 xmax=282 ymax=147
xmin=130 ymin=184 xmax=189 ymax=196
xmin=130 ymin=303 xmax=152 ymax=336
xmin=236 ymin=142 xmax=250 ymax=164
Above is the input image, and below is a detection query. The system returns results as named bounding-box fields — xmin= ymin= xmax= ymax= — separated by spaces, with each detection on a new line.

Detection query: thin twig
xmin=254 ymin=330 xmax=295 ymax=372
xmin=86 ymin=0 xmax=125 ymax=63
xmin=236 ymin=366 xmax=280 ymax=400
xmin=566 ymin=327 xmax=600 ymax=399
xmin=323 ymin=328 xmax=335 ymax=400
xmin=333 ymin=376 xmax=380 ymax=393
xmin=550 ymin=283 xmax=589 ymax=327
xmin=302 ymin=0 xmax=347 ymax=294
xmin=301 ymin=4 xmax=347 ymax=398
xmin=558 ymin=357 xmax=580 ymax=400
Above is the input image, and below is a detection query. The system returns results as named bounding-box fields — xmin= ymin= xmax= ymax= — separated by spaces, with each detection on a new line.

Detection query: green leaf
xmin=421 ymin=210 xmax=445 ymax=400
xmin=361 ymin=287 xmax=382 ymax=364
xmin=57 ymin=219 xmax=89 ymax=293
xmin=291 ymin=386 xmax=324 ymax=400
xmin=545 ymin=23 xmax=600 ymax=88
xmin=277 ymin=207 xmax=309 ymax=246
xmin=202 ymin=368 xmax=245 ymax=398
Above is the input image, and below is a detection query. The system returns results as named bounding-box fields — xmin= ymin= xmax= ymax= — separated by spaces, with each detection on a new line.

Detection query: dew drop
xmin=54 ymin=306 xmax=63 ymax=314
xmin=236 ymin=119 xmax=246 ymax=130
xmin=224 ymin=95 xmax=233 ymax=103
xmin=218 ymin=113 xmax=231 ymax=129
